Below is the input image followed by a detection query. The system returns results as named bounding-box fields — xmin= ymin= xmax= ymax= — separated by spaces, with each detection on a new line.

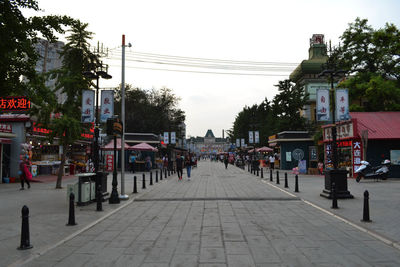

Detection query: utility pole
xmin=120 ymin=34 xmax=128 ymax=200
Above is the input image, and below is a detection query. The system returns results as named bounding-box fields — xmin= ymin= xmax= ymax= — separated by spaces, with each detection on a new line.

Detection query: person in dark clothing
xmin=176 ymin=154 xmax=184 ymax=180
xmin=224 ymin=155 xmax=229 ymax=169
xmin=19 ymin=157 xmax=31 ymax=190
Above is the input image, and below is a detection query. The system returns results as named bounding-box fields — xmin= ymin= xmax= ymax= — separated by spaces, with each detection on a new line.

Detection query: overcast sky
xmin=25 ymin=0 xmax=400 ymax=138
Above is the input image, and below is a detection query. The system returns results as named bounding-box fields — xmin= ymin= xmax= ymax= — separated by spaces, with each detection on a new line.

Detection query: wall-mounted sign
xmin=0 ymin=123 xmax=12 ymax=133
xmin=323 ymin=122 xmax=354 ymax=141
xmin=0 ymin=96 xmax=31 ymax=111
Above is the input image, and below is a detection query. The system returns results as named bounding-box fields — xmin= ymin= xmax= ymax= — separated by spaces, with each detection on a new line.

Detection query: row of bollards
xmin=251 ymin=167 xmax=299 ymax=193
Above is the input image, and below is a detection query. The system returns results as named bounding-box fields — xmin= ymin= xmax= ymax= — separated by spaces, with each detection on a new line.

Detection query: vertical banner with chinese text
xmin=316 ymin=89 xmax=330 ymax=121
xmin=248 ymin=131 xmax=254 ymax=144
xmin=170 ymin=132 xmax=176 ymax=144
xmin=163 ymin=132 xmax=169 ymax=144
xmin=241 ymin=138 xmax=245 ymax=147
xmin=254 ymin=131 xmax=260 ymax=144
xmin=106 ymin=154 xmax=114 ymax=172
xmin=236 ymin=139 xmax=240 ymax=148
xmin=335 ymin=89 xmax=350 ymax=121
xmin=81 ymin=90 xmax=95 ymax=123
xmin=352 ymin=140 xmax=363 ymax=177
xmin=100 ymin=90 xmax=114 ymax=123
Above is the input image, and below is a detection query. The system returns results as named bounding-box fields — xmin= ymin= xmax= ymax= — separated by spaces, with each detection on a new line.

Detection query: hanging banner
xmin=81 ymin=90 xmax=95 ymax=123
xmin=163 ymin=132 xmax=169 ymax=144
xmin=170 ymin=132 xmax=176 ymax=144
xmin=106 ymin=154 xmax=114 ymax=172
xmin=254 ymin=131 xmax=260 ymax=144
xmin=316 ymin=89 xmax=330 ymax=121
xmin=336 ymin=89 xmax=350 ymax=121
xmin=236 ymin=138 xmax=240 ymax=148
xmin=100 ymin=90 xmax=114 ymax=123
xmin=248 ymin=131 xmax=254 ymax=144
xmin=241 ymin=138 xmax=245 ymax=147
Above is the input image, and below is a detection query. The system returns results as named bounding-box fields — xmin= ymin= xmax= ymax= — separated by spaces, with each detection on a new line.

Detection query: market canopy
xmin=256 ymin=146 xmax=273 ymax=152
xmin=129 ymin=142 xmax=158 ymax=152
xmin=101 ymin=138 xmax=131 ymax=151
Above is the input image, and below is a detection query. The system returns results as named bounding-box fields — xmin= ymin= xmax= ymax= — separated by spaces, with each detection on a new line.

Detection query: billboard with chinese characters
xmin=316 ymin=89 xmax=330 ymax=121
xmin=0 ymin=96 xmax=31 ymax=111
xmin=100 ymin=90 xmax=114 ymax=123
xmin=81 ymin=90 xmax=95 ymax=123
xmin=336 ymin=89 xmax=350 ymax=121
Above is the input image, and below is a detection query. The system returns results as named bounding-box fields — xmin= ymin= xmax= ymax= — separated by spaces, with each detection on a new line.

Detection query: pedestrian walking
xmin=269 ymin=154 xmax=275 ymax=170
xmin=129 ymin=153 xmax=136 ymax=173
xmin=176 ymin=154 xmax=184 ymax=180
xmin=224 ymin=155 xmax=229 ymax=169
xmin=185 ymin=154 xmax=193 ymax=180
xmin=19 ymin=156 xmax=31 ymax=190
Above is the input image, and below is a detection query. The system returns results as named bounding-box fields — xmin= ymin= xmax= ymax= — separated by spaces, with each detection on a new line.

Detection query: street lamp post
xmin=83 ymin=62 xmax=112 ymax=204
xmin=319 ymin=62 xmax=353 ymax=199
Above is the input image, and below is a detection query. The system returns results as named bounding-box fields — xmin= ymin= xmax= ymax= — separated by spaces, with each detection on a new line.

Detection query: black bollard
xmin=295 ymin=174 xmax=299 ymax=192
xmin=142 ymin=173 xmax=146 ymax=189
xmin=160 ymin=169 xmax=163 ymax=180
xmin=248 ymin=164 xmax=250 ymax=172
xmin=67 ymin=193 xmax=77 ymax=225
xmin=257 ymin=168 xmax=259 ymax=177
xmin=284 ymin=173 xmax=288 ymax=188
xmin=18 ymin=205 xmax=33 ymax=250
xmin=133 ymin=176 xmax=137 ymax=193
xmin=156 ymin=171 xmax=159 ymax=183
xmin=331 ymin=181 xmax=338 ymax=209
xmin=361 ymin=190 xmax=371 ymax=222
xmin=168 ymin=169 xmax=170 ymax=177
xmin=270 ymin=169 xmax=273 ymax=182
xmin=261 ymin=168 xmax=264 ymax=178
xmin=164 ymin=168 xmax=167 ymax=179
xmin=150 ymin=172 xmax=153 ymax=185
xmin=276 ymin=171 xmax=280 ymax=184
xmin=96 ymin=184 xmax=103 ymax=211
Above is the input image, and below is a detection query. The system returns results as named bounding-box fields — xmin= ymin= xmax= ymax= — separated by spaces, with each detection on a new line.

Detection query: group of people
xmin=163 ymin=153 xmax=196 ymax=181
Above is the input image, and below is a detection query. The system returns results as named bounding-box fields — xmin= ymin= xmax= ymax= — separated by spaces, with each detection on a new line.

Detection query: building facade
xmin=187 ymin=129 xmax=229 ymax=155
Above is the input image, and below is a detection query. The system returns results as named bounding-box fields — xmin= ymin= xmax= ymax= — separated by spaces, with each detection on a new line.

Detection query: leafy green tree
xmin=333 ymin=18 xmax=400 ymax=111
xmin=38 ymin=21 xmax=98 ymax=188
xmin=114 ymin=85 xmax=186 ymax=141
xmin=0 ymin=0 xmax=72 ymax=101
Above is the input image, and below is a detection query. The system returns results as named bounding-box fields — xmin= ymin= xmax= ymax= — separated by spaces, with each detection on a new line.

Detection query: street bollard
xmin=96 ymin=184 xmax=103 ymax=211
xmin=361 ymin=190 xmax=371 ymax=222
xmin=168 ymin=169 xmax=170 ymax=177
xmin=284 ymin=173 xmax=288 ymax=188
xmin=248 ymin=164 xmax=250 ymax=172
xmin=150 ymin=172 xmax=153 ymax=185
xmin=261 ymin=168 xmax=264 ymax=178
xmin=142 ymin=173 xmax=146 ymax=189
xmin=270 ymin=169 xmax=273 ymax=182
xmin=257 ymin=168 xmax=259 ymax=176
xmin=160 ymin=169 xmax=163 ymax=180
xmin=156 ymin=171 xmax=159 ymax=183
xmin=331 ymin=181 xmax=338 ymax=209
xmin=67 ymin=193 xmax=77 ymax=226
xmin=276 ymin=171 xmax=280 ymax=184
xmin=164 ymin=168 xmax=167 ymax=179
xmin=18 ymin=205 xmax=33 ymax=250
xmin=295 ymin=174 xmax=299 ymax=192
xmin=133 ymin=176 xmax=137 ymax=193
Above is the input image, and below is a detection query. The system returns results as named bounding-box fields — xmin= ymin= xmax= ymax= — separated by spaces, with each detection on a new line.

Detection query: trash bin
xmin=75 ymin=173 xmax=96 ymax=206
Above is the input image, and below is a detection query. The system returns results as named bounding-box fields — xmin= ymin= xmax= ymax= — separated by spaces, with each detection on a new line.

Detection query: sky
xmin=24 ymin=0 xmax=400 ymax=138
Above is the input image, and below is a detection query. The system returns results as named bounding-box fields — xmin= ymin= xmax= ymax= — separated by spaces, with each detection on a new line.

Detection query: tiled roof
xmin=351 ymin=112 xmax=400 ymax=140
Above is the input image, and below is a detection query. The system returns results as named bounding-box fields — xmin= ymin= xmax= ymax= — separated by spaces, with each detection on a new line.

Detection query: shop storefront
xmin=322 ymin=112 xmax=400 ymax=178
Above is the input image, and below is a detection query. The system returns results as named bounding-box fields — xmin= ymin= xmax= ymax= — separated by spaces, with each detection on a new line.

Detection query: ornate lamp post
xmin=83 ymin=62 xmax=112 ymax=204
xmin=319 ymin=61 xmax=353 ymax=199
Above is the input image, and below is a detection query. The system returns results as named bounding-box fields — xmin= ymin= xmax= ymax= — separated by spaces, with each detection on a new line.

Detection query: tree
xmin=114 ymin=85 xmax=186 ymax=140
xmin=38 ymin=21 xmax=99 ymax=188
xmin=0 ymin=0 xmax=72 ymax=101
xmin=333 ymin=18 xmax=400 ymax=111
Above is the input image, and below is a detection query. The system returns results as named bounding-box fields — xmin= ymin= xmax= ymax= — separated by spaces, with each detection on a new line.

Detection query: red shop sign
xmin=106 ymin=155 xmax=114 ymax=172
xmin=0 ymin=96 xmax=31 ymax=111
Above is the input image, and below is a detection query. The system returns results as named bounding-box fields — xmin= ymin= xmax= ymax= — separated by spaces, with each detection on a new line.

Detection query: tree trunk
xmin=56 ymin=146 xmax=67 ymax=189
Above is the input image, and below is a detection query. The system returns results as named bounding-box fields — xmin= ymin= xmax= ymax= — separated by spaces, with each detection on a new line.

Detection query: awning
xmin=0 ymin=138 xmax=12 ymax=144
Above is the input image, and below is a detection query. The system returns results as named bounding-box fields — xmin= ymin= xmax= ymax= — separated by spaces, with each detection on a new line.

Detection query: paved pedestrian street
xmin=13 ymin=162 xmax=400 ymax=266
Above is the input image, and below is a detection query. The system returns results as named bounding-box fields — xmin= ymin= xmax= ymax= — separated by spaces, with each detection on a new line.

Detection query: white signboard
xmin=254 ymin=131 xmax=259 ymax=144
xmin=81 ymin=90 xmax=95 ymax=123
xmin=248 ymin=131 xmax=254 ymax=144
xmin=316 ymin=89 xmax=330 ymax=121
xmin=336 ymin=89 xmax=350 ymax=121
xmin=163 ymin=132 xmax=169 ymax=144
xmin=170 ymin=132 xmax=176 ymax=144
xmin=100 ymin=90 xmax=114 ymax=123
xmin=236 ymin=139 xmax=240 ymax=148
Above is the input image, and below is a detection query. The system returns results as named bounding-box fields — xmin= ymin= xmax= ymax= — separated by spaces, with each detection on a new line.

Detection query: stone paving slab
xmin=10 ymin=161 xmax=400 ymax=266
